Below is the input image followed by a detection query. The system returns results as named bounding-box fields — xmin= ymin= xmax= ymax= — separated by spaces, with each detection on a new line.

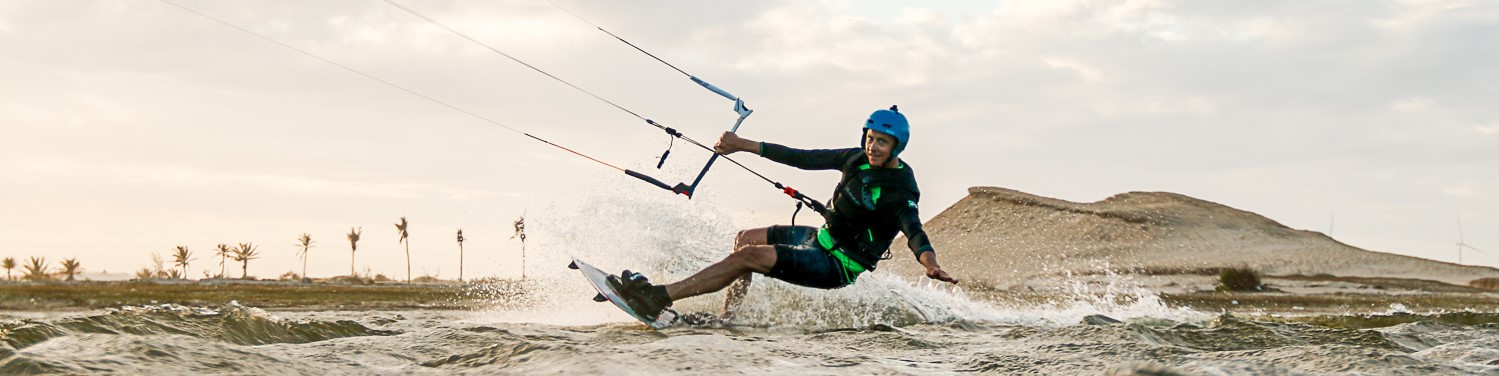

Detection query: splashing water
xmin=470 ymin=176 xmax=1206 ymax=328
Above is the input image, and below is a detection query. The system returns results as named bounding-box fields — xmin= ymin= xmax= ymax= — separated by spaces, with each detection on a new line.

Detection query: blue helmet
xmin=862 ymin=105 xmax=910 ymax=158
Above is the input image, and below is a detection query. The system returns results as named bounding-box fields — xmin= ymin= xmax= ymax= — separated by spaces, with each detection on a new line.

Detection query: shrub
xmin=1470 ymin=278 xmax=1499 ymax=291
xmin=1217 ymin=266 xmax=1264 ymax=292
xmin=328 ymin=275 xmax=372 ymax=285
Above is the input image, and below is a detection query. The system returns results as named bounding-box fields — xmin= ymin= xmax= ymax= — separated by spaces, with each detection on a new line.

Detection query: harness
xmin=813 ymin=159 xmax=917 ymax=284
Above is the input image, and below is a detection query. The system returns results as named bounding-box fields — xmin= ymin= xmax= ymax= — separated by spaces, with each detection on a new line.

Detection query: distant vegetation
xmin=0 ymin=256 xmax=85 ymax=282
xmin=58 ymin=258 xmax=82 ymax=281
xmin=456 ymin=228 xmax=465 ymax=283
xmin=1470 ymin=278 xmax=1499 ymax=291
xmin=1218 ymin=266 xmax=1265 ymax=292
xmin=296 ymin=233 xmax=314 ymax=282
xmin=512 ymin=216 xmax=527 ymax=279
xmin=215 ymin=243 xmax=232 ymax=278
xmin=348 ymin=227 xmax=362 ymax=278
xmin=395 ymin=216 xmax=411 ymax=283
xmin=232 ymin=243 xmax=260 ymax=279
xmin=6 ymin=218 xmax=523 ymax=285
xmin=173 ymin=246 xmax=194 ymax=279
xmin=24 ymin=257 xmax=51 ymax=282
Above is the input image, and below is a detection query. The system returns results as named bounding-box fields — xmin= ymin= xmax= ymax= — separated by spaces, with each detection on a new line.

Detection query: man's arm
xmin=715 ymin=132 xmax=855 ymax=171
xmin=899 ymin=206 xmax=958 ymax=284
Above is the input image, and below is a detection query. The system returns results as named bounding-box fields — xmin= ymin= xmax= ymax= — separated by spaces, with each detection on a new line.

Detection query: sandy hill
xmin=883 ymin=187 xmax=1499 ymax=288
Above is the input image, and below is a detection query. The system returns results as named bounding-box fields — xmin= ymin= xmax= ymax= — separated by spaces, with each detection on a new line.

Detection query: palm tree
xmin=150 ymin=252 xmax=168 ymax=279
xmin=173 ymin=246 xmax=194 ymax=279
xmin=215 ymin=243 xmax=232 ymax=278
xmin=395 ymin=216 xmax=410 ymax=283
xmin=456 ymin=228 xmax=465 ymax=283
xmin=511 ymin=216 xmax=527 ymax=279
xmin=2 ymin=257 xmax=15 ymax=281
xmin=232 ymin=242 xmax=260 ymax=279
xmin=347 ymin=227 xmax=362 ymax=277
xmin=23 ymin=256 xmax=50 ymax=281
xmin=58 ymin=258 xmax=82 ymax=281
xmin=295 ymin=233 xmax=314 ymax=280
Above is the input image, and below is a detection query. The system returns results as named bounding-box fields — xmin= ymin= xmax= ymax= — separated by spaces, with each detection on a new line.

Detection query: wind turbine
xmin=1457 ymin=212 xmax=1487 ymax=264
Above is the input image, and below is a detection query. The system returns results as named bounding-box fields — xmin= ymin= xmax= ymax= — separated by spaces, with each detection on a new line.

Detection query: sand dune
xmin=884 ymin=187 xmax=1499 ymax=288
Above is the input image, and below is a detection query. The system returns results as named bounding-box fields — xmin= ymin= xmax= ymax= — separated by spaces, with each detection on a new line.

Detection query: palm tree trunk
xmin=350 ymin=252 xmax=356 ymax=277
xmin=302 ymin=252 xmax=308 ymax=281
xmin=459 ymin=243 xmax=464 ymax=283
xmin=405 ymin=242 xmax=411 ymax=283
xmin=242 ymin=260 xmax=249 ymax=279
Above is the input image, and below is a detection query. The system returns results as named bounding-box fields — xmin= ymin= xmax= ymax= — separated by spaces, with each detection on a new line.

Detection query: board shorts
xmin=763 ymin=225 xmax=864 ymax=289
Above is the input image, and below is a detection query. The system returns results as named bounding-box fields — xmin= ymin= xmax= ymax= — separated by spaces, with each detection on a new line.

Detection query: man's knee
xmin=734 ymin=230 xmax=752 ymax=247
xmin=735 ymin=227 xmax=770 ymax=248
xmin=728 ymin=245 xmax=776 ymax=272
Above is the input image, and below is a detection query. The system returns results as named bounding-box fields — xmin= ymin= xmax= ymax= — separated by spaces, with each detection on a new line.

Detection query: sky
xmin=2 ymin=0 xmax=1496 ymax=280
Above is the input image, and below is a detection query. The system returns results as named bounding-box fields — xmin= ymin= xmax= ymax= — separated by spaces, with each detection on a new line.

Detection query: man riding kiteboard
xmin=610 ymin=106 xmax=960 ymax=321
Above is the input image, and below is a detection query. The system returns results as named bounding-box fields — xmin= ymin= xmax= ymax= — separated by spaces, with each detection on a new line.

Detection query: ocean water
xmin=6 ymin=301 xmax=1499 ymax=374
xmin=6 ymin=189 xmax=1499 ymax=374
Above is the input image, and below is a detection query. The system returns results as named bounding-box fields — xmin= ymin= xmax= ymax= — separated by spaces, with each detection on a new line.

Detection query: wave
xmin=0 ymin=302 xmax=397 ymax=351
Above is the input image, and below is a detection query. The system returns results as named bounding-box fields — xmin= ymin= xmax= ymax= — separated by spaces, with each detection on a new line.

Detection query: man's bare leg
xmin=723 ymin=228 xmax=771 ymax=316
xmin=663 ymin=244 xmax=776 ymax=303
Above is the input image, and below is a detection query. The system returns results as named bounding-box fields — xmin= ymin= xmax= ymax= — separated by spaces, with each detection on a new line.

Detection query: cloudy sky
xmin=2 ymin=0 xmax=1495 ymax=280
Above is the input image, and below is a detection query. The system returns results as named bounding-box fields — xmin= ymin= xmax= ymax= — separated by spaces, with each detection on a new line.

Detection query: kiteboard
xmin=568 ymin=257 xmax=676 ymax=329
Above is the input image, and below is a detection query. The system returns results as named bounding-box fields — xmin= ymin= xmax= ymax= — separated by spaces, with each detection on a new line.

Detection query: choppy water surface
xmin=7 ymin=193 xmax=1499 ymax=374
xmin=5 ymin=299 xmax=1499 ymax=375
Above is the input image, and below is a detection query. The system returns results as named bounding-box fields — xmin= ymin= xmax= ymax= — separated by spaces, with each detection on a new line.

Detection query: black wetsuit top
xmin=760 ymin=143 xmax=935 ymax=271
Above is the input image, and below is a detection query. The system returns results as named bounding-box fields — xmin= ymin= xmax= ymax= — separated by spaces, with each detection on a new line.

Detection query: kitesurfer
xmin=612 ymin=106 xmax=959 ymax=320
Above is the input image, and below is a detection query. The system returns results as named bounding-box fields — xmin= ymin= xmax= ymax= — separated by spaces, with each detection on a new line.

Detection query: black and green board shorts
xmin=764 ymin=225 xmax=863 ymax=289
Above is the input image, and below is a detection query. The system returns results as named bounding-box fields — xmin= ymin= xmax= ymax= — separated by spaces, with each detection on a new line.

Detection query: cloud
xmin=1443 ymin=184 xmax=1477 ymax=198
xmin=1391 ymin=97 xmax=1438 ymax=112
xmin=1042 ymin=57 xmax=1104 ymax=82
xmin=1372 ymin=0 xmax=1477 ymax=32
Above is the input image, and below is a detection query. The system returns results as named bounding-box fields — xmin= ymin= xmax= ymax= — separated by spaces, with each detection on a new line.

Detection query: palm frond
xmin=24 ymin=256 xmax=50 ymax=281
xmin=347 ymin=227 xmax=362 ymax=252
xmin=395 ymin=216 xmax=409 ymax=243
xmin=233 ymin=243 xmax=261 ymax=261
xmin=296 ymin=233 xmax=314 ymax=257
xmin=173 ymin=246 xmax=194 ymax=266
xmin=57 ymin=258 xmax=83 ymax=281
xmin=511 ymin=216 xmax=526 ymax=241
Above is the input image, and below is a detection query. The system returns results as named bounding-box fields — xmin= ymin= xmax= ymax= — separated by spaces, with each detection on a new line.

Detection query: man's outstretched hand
xmin=918 ymin=251 xmax=959 ymax=284
xmin=926 ymin=267 xmax=959 ymax=284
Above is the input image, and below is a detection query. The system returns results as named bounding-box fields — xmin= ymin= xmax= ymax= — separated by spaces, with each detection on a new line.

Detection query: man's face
xmin=864 ymin=129 xmax=897 ymax=167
